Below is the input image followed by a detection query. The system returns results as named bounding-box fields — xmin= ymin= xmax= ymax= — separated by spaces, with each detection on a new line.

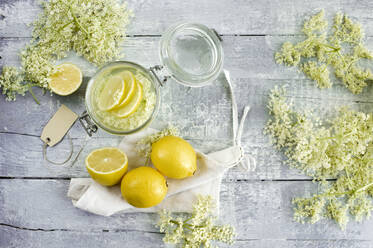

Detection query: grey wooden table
xmin=1 ymin=0 xmax=373 ymax=247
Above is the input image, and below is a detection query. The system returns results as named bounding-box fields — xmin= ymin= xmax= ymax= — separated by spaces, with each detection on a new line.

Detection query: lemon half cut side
xmin=85 ymin=147 xmax=128 ymax=186
xmin=49 ymin=63 xmax=83 ymax=96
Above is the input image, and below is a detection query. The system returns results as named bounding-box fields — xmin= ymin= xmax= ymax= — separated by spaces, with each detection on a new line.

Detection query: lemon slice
xmin=85 ymin=147 xmax=128 ymax=186
xmin=98 ymin=76 xmax=125 ymax=111
xmin=49 ymin=63 xmax=82 ymax=96
xmin=111 ymin=81 xmax=143 ymax=118
xmin=115 ymin=71 xmax=136 ymax=108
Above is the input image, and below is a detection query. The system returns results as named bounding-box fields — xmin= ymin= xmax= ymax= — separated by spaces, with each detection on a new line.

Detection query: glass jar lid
xmin=160 ymin=23 xmax=223 ymax=87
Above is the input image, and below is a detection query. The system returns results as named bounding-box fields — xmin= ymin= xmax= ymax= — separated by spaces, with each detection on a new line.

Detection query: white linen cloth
xmin=67 ymin=70 xmax=255 ymax=216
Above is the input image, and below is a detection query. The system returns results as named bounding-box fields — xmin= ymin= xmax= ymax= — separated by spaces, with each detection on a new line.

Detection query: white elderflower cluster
xmin=275 ymin=10 xmax=373 ymax=94
xmin=157 ymin=195 xmax=236 ymax=247
xmin=265 ymin=87 xmax=373 ymax=229
xmin=0 ymin=66 xmax=28 ymax=101
xmin=0 ymin=0 xmax=132 ymax=101
xmin=301 ymin=61 xmax=331 ymax=89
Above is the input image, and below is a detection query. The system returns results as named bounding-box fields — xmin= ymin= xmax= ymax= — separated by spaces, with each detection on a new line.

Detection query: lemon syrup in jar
xmin=84 ymin=23 xmax=222 ymax=136
xmin=86 ymin=62 xmax=158 ymax=134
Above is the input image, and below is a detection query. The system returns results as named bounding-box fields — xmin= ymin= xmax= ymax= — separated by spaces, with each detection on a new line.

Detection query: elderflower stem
xmin=68 ymin=5 xmax=89 ymax=36
xmin=356 ymin=181 xmax=373 ymax=193
xmin=170 ymin=220 xmax=206 ymax=229
xmin=318 ymin=132 xmax=352 ymax=141
xmin=183 ymin=216 xmax=193 ymax=223
xmin=28 ymin=84 xmax=40 ymax=105
xmin=316 ymin=181 xmax=373 ymax=199
xmin=316 ymin=191 xmax=349 ymax=198
xmin=317 ymin=136 xmax=337 ymax=141
xmin=57 ymin=20 xmax=74 ymax=33
xmin=319 ymin=42 xmax=340 ymax=52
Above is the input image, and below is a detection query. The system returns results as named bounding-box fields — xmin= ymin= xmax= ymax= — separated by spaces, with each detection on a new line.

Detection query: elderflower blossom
xmin=31 ymin=0 xmax=132 ymax=66
xmin=350 ymin=194 xmax=373 ymax=222
xmin=327 ymin=200 xmax=349 ymax=230
xmin=190 ymin=195 xmax=215 ymax=226
xmin=21 ymin=44 xmax=56 ymax=89
xmin=210 ymin=225 xmax=236 ymax=245
xmin=301 ymin=61 xmax=331 ymax=89
xmin=157 ymin=195 xmax=236 ymax=247
xmin=302 ymin=10 xmax=328 ymax=35
xmin=293 ymin=197 xmax=326 ymax=224
xmin=264 ymin=87 xmax=373 ymax=229
xmin=136 ymin=125 xmax=180 ymax=158
xmin=275 ymin=10 xmax=373 ymax=94
xmin=163 ymin=217 xmax=184 ymax=244
xmin=0 ymin=66 xmax=28 ymax=101
xmin=0 ymin=0 xmax=132 ymax=101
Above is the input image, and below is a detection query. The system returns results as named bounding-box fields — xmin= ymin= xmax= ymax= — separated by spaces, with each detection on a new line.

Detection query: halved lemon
xmin=115 ymin=71 xmax=136 ymax=108
xmin=85 ymin=147 xmax=128 ymax=186
xmin=111 ymin=81 xmax=143 ymax=118
xmin=49 ymin=63 xmax=82 ymax=96
xmin=97 ymin=76 xmax=126 ymax=111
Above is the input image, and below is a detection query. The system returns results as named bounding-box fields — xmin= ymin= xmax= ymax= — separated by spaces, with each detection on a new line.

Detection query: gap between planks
xmin=0 ymin=177 xmax=334 ymax=182
xmin=6 ymin=33 xmax=373 ymax=39
xmin=0 ymin=223 xmax=371 ymax=243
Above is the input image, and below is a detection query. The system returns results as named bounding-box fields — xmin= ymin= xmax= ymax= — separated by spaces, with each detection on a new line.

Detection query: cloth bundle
xmin=67 ymin=70 xmax=255 ymax=216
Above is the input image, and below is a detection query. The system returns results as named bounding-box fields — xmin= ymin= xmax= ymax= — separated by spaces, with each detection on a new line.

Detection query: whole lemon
xmin=151 ymin=136 xmax=197 ymax=179
xmin=121 ymin=166 xmax=168 ymax=208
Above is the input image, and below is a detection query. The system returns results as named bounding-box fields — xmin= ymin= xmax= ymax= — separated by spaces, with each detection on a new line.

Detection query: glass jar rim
xmin=85 ymin=61 xmax=161 ymax=135
xmin=159 ymin=22 xmax=224 ymax=87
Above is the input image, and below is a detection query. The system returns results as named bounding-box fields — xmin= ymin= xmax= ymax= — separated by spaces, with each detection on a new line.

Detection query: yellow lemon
xmin=121 ymin=166 xmax=168 ymax=208
xmin=111 ymin=80 xmax=143 ymax=118
xmin=98 ymin=76 xmax=125 ymax=111
xmin=151 ymin=136 xmax=197 ymax=179
xmin=85 ymin=147 xmax=128 ymax=186
xmin=49 ymin=63 xmax=82 ymax=96
xmin=115 ymin=71 xmax=136 ymax=108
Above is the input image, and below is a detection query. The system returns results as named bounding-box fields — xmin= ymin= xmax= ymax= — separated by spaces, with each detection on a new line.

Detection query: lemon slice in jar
xmin=111 ymin=81 xmax=143 ymax=118
xmin=98 ymin=76 xmax=126 ymax=111
xmin=115 ymin=71 xmax=136 ymax=108
xmin=49 ymin=63 xmax=83 ymax=96
xmin=85 ymin=147 xmax=128 ymax=186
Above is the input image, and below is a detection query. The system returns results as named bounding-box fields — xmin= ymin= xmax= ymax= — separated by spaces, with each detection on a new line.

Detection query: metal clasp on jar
xmin=79 ymin=111 xmax=98 ymax=136
xmin=149 ymin=65 xmax=171 ymax=87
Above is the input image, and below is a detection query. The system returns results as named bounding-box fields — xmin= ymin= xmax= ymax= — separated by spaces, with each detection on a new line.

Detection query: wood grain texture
xmin=2 ymin=0 xmax=373 ymax=36
xmin=1 ymin=0 xmax=373 ymax=247
xmin=1 ymin=225 xmax=372 ymax=248
xmin=1 ymin=179 xmax=373 ymax=241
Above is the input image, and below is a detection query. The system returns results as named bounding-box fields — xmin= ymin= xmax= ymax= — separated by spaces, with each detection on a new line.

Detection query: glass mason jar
xmin=83 ymin=22 xmax=223 ymax=136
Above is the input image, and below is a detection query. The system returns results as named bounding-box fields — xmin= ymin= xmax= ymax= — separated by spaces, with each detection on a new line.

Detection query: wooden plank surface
xmin=1 ymin=37 xmax=373 ymax=180
xmin=1 ymin=180 xmax=373 ymax=239
xmin=2 ymin=225 xmax=372 ymax=248
xmin=3 ymin=0 xmax=373 ymax=36
xmin=1 ymin=0 xmax=373 ymax=247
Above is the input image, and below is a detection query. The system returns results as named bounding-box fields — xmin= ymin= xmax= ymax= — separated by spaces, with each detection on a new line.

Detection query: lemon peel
xmin=121 ymin=166 xmax=167 ymax=208
xmin=151 ymin=136 xmax=197 ymax=179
